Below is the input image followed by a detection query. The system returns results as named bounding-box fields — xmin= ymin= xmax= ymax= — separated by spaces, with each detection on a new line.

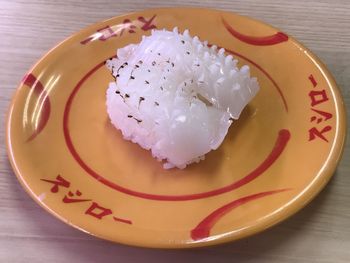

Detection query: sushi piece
xmin=106 ymin=28 xmax=259 ymax=169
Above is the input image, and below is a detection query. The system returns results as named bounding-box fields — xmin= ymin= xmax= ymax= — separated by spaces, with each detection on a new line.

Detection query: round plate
xmin=6 ymin=8 xmax=346 ymax=248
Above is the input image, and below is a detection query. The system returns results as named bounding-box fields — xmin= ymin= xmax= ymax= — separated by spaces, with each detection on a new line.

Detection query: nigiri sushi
xmin=106 ymin=28 xmax=259 ymax=169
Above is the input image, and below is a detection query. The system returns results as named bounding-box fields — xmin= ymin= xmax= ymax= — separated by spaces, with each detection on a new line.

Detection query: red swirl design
xmin=64 ymin=59 xmax=291 ymax=201
xmin=22 ymin=73 xmax=51 ymax=141
xmin=222 ymin=18 xmax=288 ymax=46
xmin=191 ymin=188 xmax=291 ymax=240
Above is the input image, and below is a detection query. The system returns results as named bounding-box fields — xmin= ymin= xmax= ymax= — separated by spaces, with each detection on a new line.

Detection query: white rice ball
xmin=106 ymin=28 xmax=259 ymax=169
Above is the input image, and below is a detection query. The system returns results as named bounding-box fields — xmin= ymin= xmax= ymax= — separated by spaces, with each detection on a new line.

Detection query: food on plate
xmin=106 ymin=28 xmax=259 ymax=169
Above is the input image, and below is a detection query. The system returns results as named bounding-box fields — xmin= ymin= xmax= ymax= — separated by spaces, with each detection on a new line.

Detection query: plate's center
xmin=67 ymin=56 xmax=286 ymax=196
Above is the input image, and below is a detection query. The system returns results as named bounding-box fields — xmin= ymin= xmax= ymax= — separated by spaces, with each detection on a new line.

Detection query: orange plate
xmin=6 ymin=8 xmax=346 ymax=248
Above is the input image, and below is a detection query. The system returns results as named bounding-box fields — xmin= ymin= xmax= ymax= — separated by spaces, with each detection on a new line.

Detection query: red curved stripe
xmin=22 ymin=74 xmax=51 ymax=142
xmin=222 ymin=18 xmax=288 ymax=46
xmin=225 ymin=49 xmax=288 ymax=112
xmin=64 ymin=60 xmax=290 ymax=201
xmin=191 ymin=188 xmax=291 ymax=240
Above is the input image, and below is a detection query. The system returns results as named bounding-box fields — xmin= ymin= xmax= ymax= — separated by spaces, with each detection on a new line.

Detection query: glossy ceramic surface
xmin=6 ymin=8 xmax=346 ymax=248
